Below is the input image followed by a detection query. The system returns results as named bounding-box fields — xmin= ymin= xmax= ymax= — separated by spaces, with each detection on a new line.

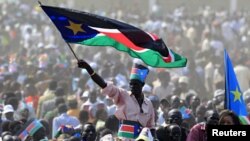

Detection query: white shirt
xmin=234 ymin=65 xmax=250 ymax=92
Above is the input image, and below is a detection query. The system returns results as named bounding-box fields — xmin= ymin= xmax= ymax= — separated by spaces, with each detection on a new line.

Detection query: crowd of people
xmin=0 ymin=0 xmax=250 ymax=141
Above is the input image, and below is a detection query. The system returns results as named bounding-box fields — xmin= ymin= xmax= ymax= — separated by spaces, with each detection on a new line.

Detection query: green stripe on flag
xmin=239 ymin=116 xmax=250 ymax=125
xmin=118 ymin=131 xmax=135 ymax=139
xmin=77 ymin=35 xmax=187 ymax=68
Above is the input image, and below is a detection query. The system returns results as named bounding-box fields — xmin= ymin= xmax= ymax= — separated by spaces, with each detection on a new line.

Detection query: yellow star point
xmin=231 ymin=87 xmax=242 ymax=102
xmin=66 ymin=20 xmax=84 ymax=35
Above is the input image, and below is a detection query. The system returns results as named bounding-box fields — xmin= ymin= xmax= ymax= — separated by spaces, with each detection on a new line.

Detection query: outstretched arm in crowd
xmin=77 ymin=60 xmax=107 ymax=89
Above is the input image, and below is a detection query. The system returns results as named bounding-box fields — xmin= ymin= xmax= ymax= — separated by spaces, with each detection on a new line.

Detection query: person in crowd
xmin=186 ymin=110 xmax=219 ymax=141
xmin=170 ymin=95 xmax=181 ymax=109
xmin=178 ymin=76 xmax=197 ymax=100
xmin=153 ymin=70 xmax=174 ymax=100
xmin=81 ymin=89 xmax=107 ymax=123
xmin=190 ymin=95 xmax=201 ymax=117
xmin=67 ymin=98 xmax=80 ymax=118
xmin=23 ymin=84 xmax=39 ymax=112
xmin=41 ymin=87 xmax=66 ymax=119
xmin=195 ymin=105 xmax=207 ymax=123
xmin=98 ymin=128 xmax=114 ymax=141
xmin=75 ymin=110 xmax=89 ymax=131
xmin=234 ymin=57 xmax=250 ymax=92
xmin=157 ymin=99 xmax=171 ymax=126
xmin=52 ymin=103 xmax=80 ymax=138
xmin=3 ymin=105 xmax=14 ymax=121
xmin=37 ymin=80 xmax=58 ymax=118
xmin=165 ymin=109 xmax=188 ymax=141
xmin=39 ymin=119 xmax=51 ymax=138
xmin=148 ymin=95 xmax=160 ymax=125
xmin=82 ymin=123 xmax=97 ymax=141
xmin=136 ymin=127 xmax=154 ymax=141
xmin=218 ymin=109 xmax=241 ymax=125
xmin=78 ymin=59 xmax=156 ymax=140
xmin=94 ymin=109 xmax=108 ymax=131
xmin=212 ymin=89 xmax=225 ymax=112
xmin=44 ymin=97 xmax=65 ymax=139
xmin=167 ymin=124 xmax=182 ymax=141
xmin=104 ymin=115 xmax=119 ymax=135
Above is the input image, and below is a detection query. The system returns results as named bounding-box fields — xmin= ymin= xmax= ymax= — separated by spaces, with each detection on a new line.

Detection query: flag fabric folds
xmin=17 ymin=119 xmax=44 ymax=141
xmin=41 ymin=5 xmax=187 ymax=68
xmin=224 ymin=49 xmax=250 ymax=124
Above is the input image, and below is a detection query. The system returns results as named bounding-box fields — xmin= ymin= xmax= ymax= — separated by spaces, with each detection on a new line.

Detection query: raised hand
xmin=77 ymin=59 xmax=90 ymax=69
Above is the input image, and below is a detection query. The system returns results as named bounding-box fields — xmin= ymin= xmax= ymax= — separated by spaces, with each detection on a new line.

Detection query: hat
xmin=130 ymin=60 xmax=149 ymax=83
xmin=3 ymin=105 xmax=14 ymax=114
xmin=214 ymin=89 xmax=225 ymax=98
xmin=178 ymin=76 xmax=189 ymax=84
xmin=135 ymin=127 xmax=153 ymax=141
xmin=81 ymin=91 xmax=89 ymax=98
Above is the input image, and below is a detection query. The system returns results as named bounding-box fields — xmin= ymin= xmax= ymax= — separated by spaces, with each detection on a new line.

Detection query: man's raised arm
xmin=77 ymin=60 xmax=107 ymax=89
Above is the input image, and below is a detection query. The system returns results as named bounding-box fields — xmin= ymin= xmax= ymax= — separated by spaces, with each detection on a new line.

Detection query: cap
xmin=214 ymin=89 xmax=225 ymax=98
xmin=130 ymin=60 xmax=149 ymax=83
xmin=81 ymin=91 xmax=89 ymax=98
xmin=3 ymin=105 xmax=14 ymax=114
xmin=135 ymin=127 xmax=153 ymax=141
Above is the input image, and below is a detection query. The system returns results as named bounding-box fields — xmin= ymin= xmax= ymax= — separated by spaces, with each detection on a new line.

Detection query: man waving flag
xmin=40 ymin=5 xmax=187 ymax=68
xmin=224 ymin=49 xmax=250 ymax=124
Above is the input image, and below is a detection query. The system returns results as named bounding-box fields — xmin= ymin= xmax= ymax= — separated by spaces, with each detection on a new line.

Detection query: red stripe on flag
xmin=120 ymin=125 xmax=134 ymax=133
xmin=162 ymin=49 xmax=172 ymax=62
xmin=98 ymin=31 xmax=145 ymax=51
xmin=26 ymin=123 xmax=35 ymax=132
xmin=163 ymin=57 xmax=171 ymax=63
xmin=248 ymin=116 xmax=250 ymax=121
xmin=131 ymin=68 xmax=138 ymax=74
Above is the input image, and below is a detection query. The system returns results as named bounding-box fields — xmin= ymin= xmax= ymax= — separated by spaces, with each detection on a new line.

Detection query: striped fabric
xmin=239 ymin=116 xmax=250 ymax=125
xmin=26 ymin=120 xmax=43 ymax=136
xmin=41 ymin=5 xmax=187 ymax=68
xmin=118 ymin=120 xmax=142 ymax=139
xmin=18 ymin=130 xmax=29 ymax=141
xmin=129 ymin=63 xmax=149 ymax=83
xmin=18 ymin=119 xmax=43 ymax=141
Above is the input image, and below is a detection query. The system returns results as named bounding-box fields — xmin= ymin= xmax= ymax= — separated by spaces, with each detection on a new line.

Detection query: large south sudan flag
xmin=41 ymin=5 xmax=187 ymax=68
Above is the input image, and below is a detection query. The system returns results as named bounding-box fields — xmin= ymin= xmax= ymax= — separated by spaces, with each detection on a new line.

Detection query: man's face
xmin=169 ymin=125 xmax=181 ymax=141
xmin=206 ymin=113 xmax=219 ymax=125
xmin=21 ymin=109 xmax=29 ymax=119
xmin=82 ymin=124 xmax=96 ymax=141
xmin=167 ymin=110 xmax=182 ymax=126
xmin=191 ymin=96 xmax=200 ymax=108
xmin=129 ymin=79 xmax=143 ymax=96
xmin=5 ymin=112 xmax=14 ymax=120
xmin=171 ymin=96 xmax=180 ymax=108
xmin=89 ymin=91 xmax=97 ymax=103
